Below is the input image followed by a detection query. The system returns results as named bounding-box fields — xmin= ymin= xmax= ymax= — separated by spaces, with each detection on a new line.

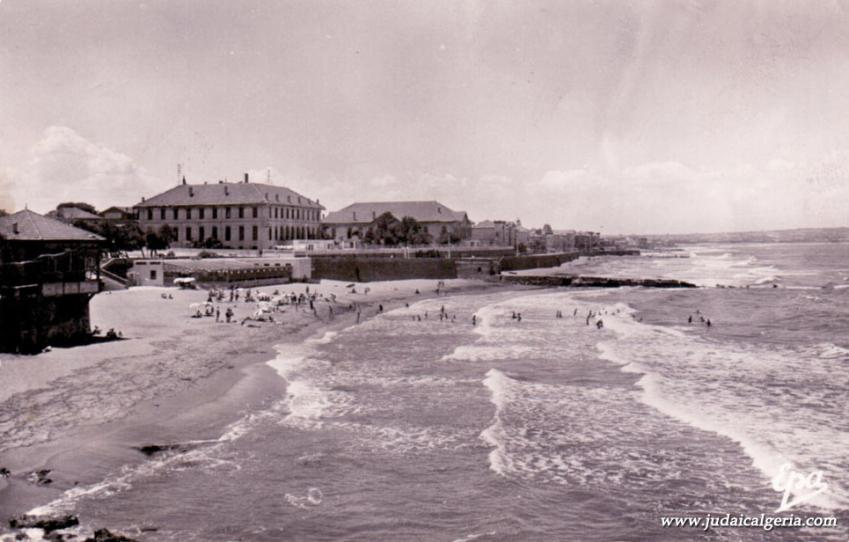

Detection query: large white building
xmin=134 ymin=175 xmax=324 ymax=250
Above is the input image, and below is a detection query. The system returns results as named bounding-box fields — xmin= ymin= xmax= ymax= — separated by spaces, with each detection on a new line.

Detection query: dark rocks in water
xmin=9 ymin=514 xmax=79 ymax=532
xmin=26 ymin=469 xmax=53 ymax=485
xmin=135 ymin=444 xmax=182 ymax=456
xmin=83 ymin=528 xmax=139 ymax=542
xmin=0 ymin=467 xmax=10 ymax=477
xmin=502 ymin=274 xmax=697 ymax=289
xmin=135 ymin=442 xmax=198 ymax=457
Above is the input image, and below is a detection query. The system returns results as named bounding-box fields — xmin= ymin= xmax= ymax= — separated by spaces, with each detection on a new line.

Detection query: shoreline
xmin=0 ymin=278 xmax=507 ymax=530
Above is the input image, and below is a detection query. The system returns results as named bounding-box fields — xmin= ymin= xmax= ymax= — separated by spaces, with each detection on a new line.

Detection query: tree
xmin=542 ymin=224 xmax=554 ymax=235
xmin=0 ymin=209 xmax=7 ymax=218
xmin=157 ymin=224 xmax=175 ymax=247
xmin=399 ymin=216 xmax=432 ymax=245
xmin=437 ymin=225 xmax=460 ymax=245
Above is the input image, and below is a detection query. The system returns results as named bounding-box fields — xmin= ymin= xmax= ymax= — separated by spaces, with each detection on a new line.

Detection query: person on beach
xmin=378 ymin=304 xmax=384 ymax=313
xmin=512 ymin=311 xmax=517 ymax=320
xmin=688 ymin=315 xmax=693 ymax=324
xmin=706 ymin=319 xmax=712 ymax=327
xmin=596 ymin=319 xmax=604 ymax=329
xmin=517 ymin=313 xmax=522 ymax=322
xmin=356 ymin=310 xmax=362 ymax=324
xmin=225 ymin=308 xmax=233 ymax=323
xmin=472 ymin=314 xmax=477 ymax=326
xmin=216 ymin=307 xmax=220 ymax=322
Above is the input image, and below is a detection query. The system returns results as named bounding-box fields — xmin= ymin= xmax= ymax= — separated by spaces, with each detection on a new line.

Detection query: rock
xmin=0 ymin=467 xmax=10 ymax=477
xmin=9 ymin=514 xmax=79 ymax=532
xmin=83 ymin=528 xmax=138 ymax=542
xmin=26 ymin=469 xmax=53 ymax=485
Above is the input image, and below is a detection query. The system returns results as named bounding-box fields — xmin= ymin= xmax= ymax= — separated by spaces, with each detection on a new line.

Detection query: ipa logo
xmin=771 ymin=463 xmax=828 ymax=513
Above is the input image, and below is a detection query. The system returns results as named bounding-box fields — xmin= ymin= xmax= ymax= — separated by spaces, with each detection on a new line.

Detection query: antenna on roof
xmin=266 ymin=168 xmax=271 ymax=183
xmin=177 ymin=163 xmax=182 ymax=184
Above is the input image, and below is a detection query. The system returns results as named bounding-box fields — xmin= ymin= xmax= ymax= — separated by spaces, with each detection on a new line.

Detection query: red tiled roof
xmin=0 ymin=209 xmax=105 ymax=242
xmin=134 ymin=182 xmax=323 ymax=209
xmin=324 ymin=201 xmax=469 ymax=224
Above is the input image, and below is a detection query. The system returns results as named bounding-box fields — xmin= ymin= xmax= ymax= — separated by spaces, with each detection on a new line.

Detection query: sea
xmin=6 ymin=242 xmax=849 ymax=541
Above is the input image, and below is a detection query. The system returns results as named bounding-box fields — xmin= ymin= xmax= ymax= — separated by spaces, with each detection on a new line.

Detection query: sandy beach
xmin=0 ymin=278 xmax=499 ymax=534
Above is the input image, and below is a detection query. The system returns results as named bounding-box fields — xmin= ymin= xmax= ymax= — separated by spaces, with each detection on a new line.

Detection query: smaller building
xmin=50 ymin=204 xmax=104 ymax=225
xmin=101 ymin=206 xmax=137 ymax=222
xmin=324 ymin=201 xmax=471 ymax=245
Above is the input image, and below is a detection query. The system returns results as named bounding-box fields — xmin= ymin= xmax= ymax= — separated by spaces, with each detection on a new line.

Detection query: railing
xmin=1 ymin=250 xmax=100 ymax=290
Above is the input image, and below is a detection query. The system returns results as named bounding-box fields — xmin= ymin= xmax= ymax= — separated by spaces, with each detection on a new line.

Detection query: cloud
xmin=530 ymin=159 xmax=849 ymax=233
xmin=9 ymin=126 xmax=160 ymax=213
xmin=0 ymin=167 xmax=15 ymax=212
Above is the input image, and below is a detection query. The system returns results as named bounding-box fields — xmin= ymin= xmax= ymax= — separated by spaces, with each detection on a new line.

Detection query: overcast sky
xmin=2 ymin=0 xmax=849 ymax=234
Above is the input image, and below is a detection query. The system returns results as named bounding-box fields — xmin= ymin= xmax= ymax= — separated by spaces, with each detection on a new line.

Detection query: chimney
xmin=189 ymin=186 xmax=194 ymax=197
xmin=142 ymin=196 xmax=146 ymax=202
xmin=224 ymin=185 xmax=229 ymax=196
xmin=353 ymin=211 xmax=357 ymax=221
xmin=182 ymin=175 xmax=187 ymax=185
xmin=244 ymin=173 xmax=249 ymax=183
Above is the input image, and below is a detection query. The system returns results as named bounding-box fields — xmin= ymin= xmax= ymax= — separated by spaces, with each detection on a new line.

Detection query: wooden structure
xmin=0 ymin=210 xmax=105 ymax=353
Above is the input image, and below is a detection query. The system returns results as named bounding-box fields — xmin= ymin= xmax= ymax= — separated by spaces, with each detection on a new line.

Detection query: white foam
xmin=480 ymin=369 xmax=515 ymax=476
xmin=596 ymin=305 xmax=849 ymax=511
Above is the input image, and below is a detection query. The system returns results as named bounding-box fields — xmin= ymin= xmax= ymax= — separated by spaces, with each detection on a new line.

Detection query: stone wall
xmin=312 ymin=257 xmax=457 ymax=282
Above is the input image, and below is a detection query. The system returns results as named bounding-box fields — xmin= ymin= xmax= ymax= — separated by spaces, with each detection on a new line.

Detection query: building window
xmin=199 ymin=207 xmax=205 ymax=219
xmin=199 ymin=226 xmax=205 ymax=241
xmin=160 ymin=208 xmax=166 ymax=220
xmin=239 ymin=225 xmax=245 ymax=241
xmin=212 ymin=226 xmax=218 ymax=240
xmin=147 ymin=209 xmax=153 ymax=220
xmin=252 ymin=207 xmax=258 ymax=219
xmin=238 ymin=207 xmax=244 ymax=219
xmin=225 ymin=207 xmax=231 ymax=219
xmin=174 ymin=228 xmax=179 ymax=242
xmin=150 ymin=270 xmax=157 ymax=280
xmin=268 ymin=228 xmax=272 ymax=240
xmin=212 ymin=207 xmax=218 ymax=219
xmin=252 ymin=225 xmax=258 ymax=241
xmin=225 ymin=226 xmax=231 ymax=241
xmin=186 ymin=227 xmax=192 ymax=241
xmin=172 ymin=208 xmax=178 ymax=220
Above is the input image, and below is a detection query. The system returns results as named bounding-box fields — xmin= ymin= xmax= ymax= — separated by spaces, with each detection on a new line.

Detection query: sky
xmin=2 ymin=0 xmax=849 ymax=234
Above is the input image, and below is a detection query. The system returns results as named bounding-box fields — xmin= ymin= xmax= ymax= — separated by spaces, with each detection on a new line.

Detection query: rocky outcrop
xmin=502 ymin=274 xmax=697 ymax=288
xmin=9 ymin=514 xmax=79 ymax=533
xmin=83 ymin=528 xmax=139 ymax=542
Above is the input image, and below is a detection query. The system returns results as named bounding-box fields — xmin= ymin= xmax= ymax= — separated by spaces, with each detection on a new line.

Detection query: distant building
xmin=133 ymin=174 xmax=324 ymax=250
xmin=472 ymin=220 xmax=523 ymax=247
xmin=50 ymin=204 xmax=103 ymax=225
xmin=101 ymin=206 xmax=136 ymax=222
xmin=0 ymin=209 xmax=105 ymax=353
xmin=323 ymin=201 xmax=471 ymax=244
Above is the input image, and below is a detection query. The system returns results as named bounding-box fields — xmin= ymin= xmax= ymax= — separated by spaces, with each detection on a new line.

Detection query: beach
xmin=0 ymin=278 xmax=498 ymax=538
xmin=2 ymin=244 xmax=849 ymax=541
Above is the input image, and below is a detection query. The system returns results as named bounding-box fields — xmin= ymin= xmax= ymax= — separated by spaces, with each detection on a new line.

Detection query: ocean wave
xmin=596 ymin=307 xmax=849 ymax=511
xmin=480 ymin=369 xmax=515 ymax=476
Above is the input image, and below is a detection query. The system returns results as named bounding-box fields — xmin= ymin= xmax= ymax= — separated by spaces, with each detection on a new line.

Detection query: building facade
xmin=0 ymin=210 xmax=105 ymax=353
xmin=134 ymin=176 xmax=324 ymax=250
xmin=323 ymin=201 xmax=472 ymax=244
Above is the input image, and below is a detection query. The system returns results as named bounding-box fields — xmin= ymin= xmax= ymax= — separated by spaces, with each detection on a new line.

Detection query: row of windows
xmin=174 ymin=224 xmax=321 ymax=243
xmin=147 ymin=205 xmax=320 ymax=222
